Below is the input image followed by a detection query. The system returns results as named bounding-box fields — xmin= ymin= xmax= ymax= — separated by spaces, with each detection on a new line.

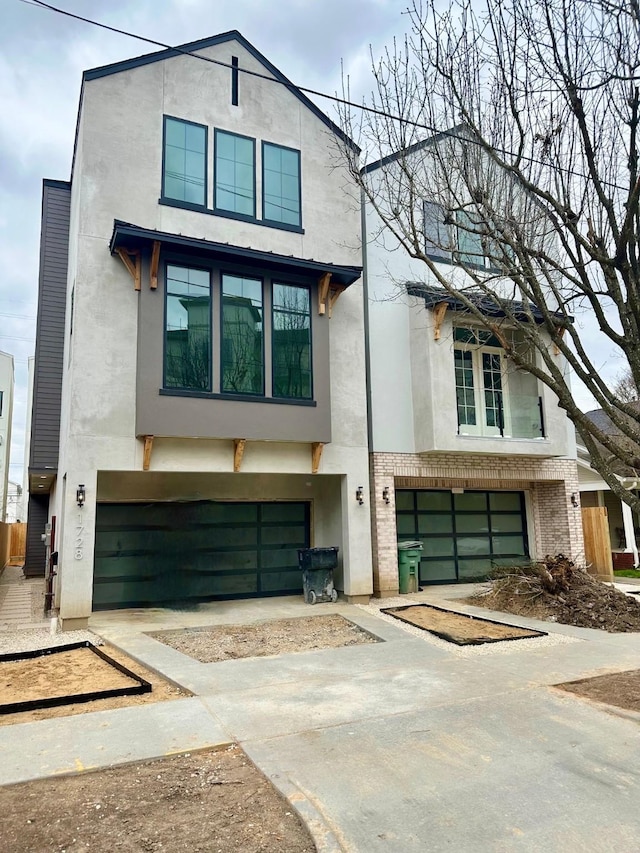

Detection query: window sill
xmin=159 ymin=198 xmax=305 ymax=234
xmin=456 ymin=433 xmax=546 ymax=441
xmin=159 ymin=388 xmax=316 ymax=407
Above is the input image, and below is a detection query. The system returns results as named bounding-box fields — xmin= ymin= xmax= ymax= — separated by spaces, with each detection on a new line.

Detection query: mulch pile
xmin=468 ymin=554 xmax=640 ymax=633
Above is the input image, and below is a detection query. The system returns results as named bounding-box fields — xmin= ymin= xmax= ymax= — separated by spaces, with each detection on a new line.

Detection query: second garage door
xmin=93 ymin=500 xmax=310 ymax=610
xmin=395 ymin=489 xmax=529 ymax=584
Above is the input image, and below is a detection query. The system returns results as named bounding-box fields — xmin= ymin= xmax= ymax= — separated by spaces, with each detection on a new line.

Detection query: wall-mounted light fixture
xmin=570 ymin=492 xmax=579 ymax=507
xmin=382 ymin=486 xmax=390 ymax=505
xmin=356 ymin=485 xmax=364 ymax=505
xmin=76 ymin=484 xmax=86 ymax=508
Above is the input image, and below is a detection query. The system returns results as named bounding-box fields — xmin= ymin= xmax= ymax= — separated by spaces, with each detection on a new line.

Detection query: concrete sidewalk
xmin=1 ymin=591 xmax=640 ymax=851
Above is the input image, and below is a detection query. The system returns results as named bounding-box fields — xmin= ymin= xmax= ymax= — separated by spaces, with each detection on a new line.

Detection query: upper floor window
xmin=262 ymin=143 xmax=301 ymax=228
xmin=163 ymin=117 xmax=207 ymax=207
xmin=164 ymin=264 xmax=211 ymax=391
xmin=424 ymin=202 xmax=500 ymax=271
xmin=0 ymin=389 xmax=3 ymax=417
xmin=163 ymin=263 xmax=313 ymax=402
xmin=222 ymin=274 xmax=264 ymax=395
xmin=215 ymin=130 xmax=255 ymax=218
xmin=453 ymin=326 xmax=544 ymax=439
xmin=272 ymin=283 xmax=312 ymax=399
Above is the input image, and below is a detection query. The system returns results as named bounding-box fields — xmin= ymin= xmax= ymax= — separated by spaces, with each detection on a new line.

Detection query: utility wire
xmin=21 ymin=0 xmax=634 ymax=193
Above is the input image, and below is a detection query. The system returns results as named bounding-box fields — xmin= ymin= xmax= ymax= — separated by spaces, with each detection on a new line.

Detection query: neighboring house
xmin=577 ymin=409 xmax=640 ymax=568
xmin=362 ymin=140 xmax=585 ymax=596
xmin=28 ymin=32 xmax=372 ymax=628
xmin=5 ymin=481 xmax=23 ymax=524
xmin=0 ymin=351 xmax=14 ymax=523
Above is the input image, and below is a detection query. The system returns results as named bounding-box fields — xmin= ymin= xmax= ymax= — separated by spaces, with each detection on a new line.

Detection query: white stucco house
xmin=361 ymin=136 xmax=585 ymax=596
xmin=0 ymin=350 xmax=14 ymax=524
xmin=27 ymin=32 xmax=372 ymax=628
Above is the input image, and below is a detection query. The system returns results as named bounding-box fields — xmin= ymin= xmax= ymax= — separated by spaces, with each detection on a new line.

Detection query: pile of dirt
xmin=467 ymin=555 xmax=640 ymax=632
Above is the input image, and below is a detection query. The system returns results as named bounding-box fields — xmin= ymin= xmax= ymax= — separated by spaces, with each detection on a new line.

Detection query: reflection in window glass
xmin=272 ymin=284 xmax=311 ymax=399
xmin=215 ymin=131 xmax=255 ymax=216
xmin=163 ymin=118 xmax=206 ymax=206
xmin=164 ymin=265 xmax=211 ymax=390
xmin=222 ymin=274 xmax=263 ymax=394
xmin=263 ymin=144 xmax=301 ymax=227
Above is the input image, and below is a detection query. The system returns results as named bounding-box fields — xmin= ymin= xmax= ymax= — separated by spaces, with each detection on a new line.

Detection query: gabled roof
xmin=362 ymin=124 xmax=468 ymax=174
xmin=82 ymin=30 xmax=356 ymax=151
xmin=405 ymin=282 xmax=571 ymax=326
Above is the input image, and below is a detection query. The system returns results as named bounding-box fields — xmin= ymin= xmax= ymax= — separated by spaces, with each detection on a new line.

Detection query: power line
xmin=0 ymin=313 xmax=36 ymax=320
xmin=22 ymin=0 xmax=633 ymax=193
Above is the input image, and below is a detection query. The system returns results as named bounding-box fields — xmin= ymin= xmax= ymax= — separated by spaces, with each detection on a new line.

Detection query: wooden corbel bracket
xmin=311 ymin=442 xmax=324 ymax=474
xmin=318 ymin=272 xmax=331 ymax=315
xmin=116 ymin=247 xmax=141 ymax=291
xmin=432 ymin=301 xmax=448 ymax=340
xmin=150 ymin=240 xmax=161 ymax=290
xmin=233 ymin=439 xmax=247 ymax=473
xmin=553 ymin=325 xmax=566 ymax=356
xmin=328 ymin=284 xmax=347 ymax=318
xmin=142 ymin=435 xmax=154 ymax=471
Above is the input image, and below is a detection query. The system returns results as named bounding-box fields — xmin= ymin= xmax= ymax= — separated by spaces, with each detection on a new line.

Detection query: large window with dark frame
xmin=272 ymin=283 xmax=312 ymax=399
xmin=163 ymin=263 xmax=313 ymax=402
xmin=164 ymin=265 xmax=211 ymax=391
xmin=162 ymin=117 xmax=207 ymax=206
xmin=262 ymin=143 xmax=301 ymax=228
xmin=215 ymin=130 xmax=255 ymax=217
xmin=221 ymin=274 xmax=264 ymax=395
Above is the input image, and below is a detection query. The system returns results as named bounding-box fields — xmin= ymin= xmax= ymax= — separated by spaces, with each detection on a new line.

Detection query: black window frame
xmin=163 ymin=261 xmax=213 ymax=393
xmin=214 ymin=128 xmax=257 ymax=221
xmin=161 ymin=115 xmax=208 ymax=211
xmin=423 ymin=200 xmax=503 ymax=273
xmin=271 ymin=281 xmax=313 ymax=401
xmin=261 ymin=141 xmax=302 ymax=230
xmin=220 ymin=271 xmax=266 ymax=397
xmin=160 ymin=256 xmax=315 ymax=406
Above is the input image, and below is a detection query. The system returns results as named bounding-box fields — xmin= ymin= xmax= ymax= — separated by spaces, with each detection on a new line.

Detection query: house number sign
xmin=75 ymin=511 xmax=84 ymax=560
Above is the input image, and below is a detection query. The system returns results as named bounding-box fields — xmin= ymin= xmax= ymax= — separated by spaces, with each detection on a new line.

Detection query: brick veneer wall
xmin=370 ymin=452 xmax=584 ymax=596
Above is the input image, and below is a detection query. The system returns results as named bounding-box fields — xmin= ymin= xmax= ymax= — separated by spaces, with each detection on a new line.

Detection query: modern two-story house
xmin=362 ymin=140 xmax=585 ymax=596
xmin=28 ymin=32 xmax=372 ymax=628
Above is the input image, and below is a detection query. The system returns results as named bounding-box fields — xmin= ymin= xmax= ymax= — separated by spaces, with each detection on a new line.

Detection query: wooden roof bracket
xmin=150 ymin=240 xmax=161 ymax=290
xmin=328 ymin=284 xmax=347 ymax=318
xmin=142 ymin=435 xmax=154 ymax=471
xmin=553 ymin=325 xmax=566 ymax=355
xmin=318 ymin=272 xmax=331 ymax=315
xmin=116 ymin=247 xmax=141 ymax=291
xmin=311 ymin=442 xmax=324 ymax=474
xmin=432 ymin=301 xmax=448 ymax=340
xmin=233 ymin=439 xmax=247 ymax=472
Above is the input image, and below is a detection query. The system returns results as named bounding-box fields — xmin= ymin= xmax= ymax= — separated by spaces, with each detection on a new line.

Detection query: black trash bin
xmin=298 ymin=547 xmax=339 ymax=604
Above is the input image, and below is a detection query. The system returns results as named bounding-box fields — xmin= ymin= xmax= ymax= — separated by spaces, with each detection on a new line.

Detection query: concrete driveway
xmin=1 ymin=588 xmax=640 ymax=852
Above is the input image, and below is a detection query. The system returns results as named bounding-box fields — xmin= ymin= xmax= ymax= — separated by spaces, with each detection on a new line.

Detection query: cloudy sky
xmin=0 ymin=0 xmax=407 ymax=488
xmin=0 ymin=0 xmax=616 ymax=493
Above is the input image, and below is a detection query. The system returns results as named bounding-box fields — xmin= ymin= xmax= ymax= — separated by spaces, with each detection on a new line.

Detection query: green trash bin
xmin=397 ymin=541 xmax=422 ymax=594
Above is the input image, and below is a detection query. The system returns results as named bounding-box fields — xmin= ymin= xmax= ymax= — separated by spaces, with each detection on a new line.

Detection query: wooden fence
xmin=0 ymin=522 xmax=27 ymax=569
xmin=581 ymin=507 xmax=614 ymax=582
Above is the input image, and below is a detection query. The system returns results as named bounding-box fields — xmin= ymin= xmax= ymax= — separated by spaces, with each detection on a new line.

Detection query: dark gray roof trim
xmin=42 ymin=178 xmax=71 ymax=190
xmin=110 ymin=221 xmax=362 ymax=286
xmin=405 ymin=283 xmax=571 ymax=325
xmin=83 ymin=31 xmax=357 ymax=152
xmin=362 ymin=124 xmax=468 ymax=175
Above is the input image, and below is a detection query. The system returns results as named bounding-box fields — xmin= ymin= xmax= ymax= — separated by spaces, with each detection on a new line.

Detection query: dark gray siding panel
xmin=29 ymin=180 xmax=70 ymax=471
xmin=24 ymin=494 xmax=49 ymax=577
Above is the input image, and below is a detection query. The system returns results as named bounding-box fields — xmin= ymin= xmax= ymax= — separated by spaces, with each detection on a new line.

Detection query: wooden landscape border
xmin=0 ymin=641 xmax=152 ymax=715
xmin=381 ymin=603 xmax=547 ymax=646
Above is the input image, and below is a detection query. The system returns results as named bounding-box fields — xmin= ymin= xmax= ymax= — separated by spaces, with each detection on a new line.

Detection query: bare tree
xmin=612 ymin=368 xmax=640 ymax=403
xmin=338 ymin=0 xmax=640 ymax=508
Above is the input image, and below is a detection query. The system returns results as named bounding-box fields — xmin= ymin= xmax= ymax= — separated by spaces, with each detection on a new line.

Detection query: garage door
xmin=395 ymin=490 xmax=529 ymax=584
xmin=93 ymin=501 xmax=310 ymax=610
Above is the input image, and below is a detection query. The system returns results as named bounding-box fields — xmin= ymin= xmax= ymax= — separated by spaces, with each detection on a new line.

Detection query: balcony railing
xmin=499 ymin=394 xmax=545 ymax=438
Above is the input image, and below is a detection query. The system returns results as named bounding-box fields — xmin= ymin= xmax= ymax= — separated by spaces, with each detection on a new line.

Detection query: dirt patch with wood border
xmin=148 ymin=613 xmax=379 ymax=662
xmin=382 ymin=603 xmax=545 ymax=645
xmin=0 ymin=642 xmax=189 ymax=726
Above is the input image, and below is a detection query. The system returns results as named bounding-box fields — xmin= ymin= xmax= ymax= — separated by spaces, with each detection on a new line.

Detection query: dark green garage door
xmin=396 ymin=490 xmax=529 ymax=584
xmin=93 ymin=501 xmax=310 ymax=610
